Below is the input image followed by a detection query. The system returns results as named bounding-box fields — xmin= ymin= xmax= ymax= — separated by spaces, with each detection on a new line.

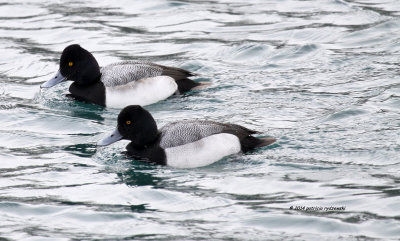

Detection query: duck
xmin=97 ymin=105 xmax=276 ymax=168
xmin=40 ymin=44 xmax=202 ymax=108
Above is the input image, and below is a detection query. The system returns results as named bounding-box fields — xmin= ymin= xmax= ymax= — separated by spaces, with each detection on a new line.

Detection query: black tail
xmin=174 ymin=78 xmax=201 ymax=93
xmin=161 ymin=67 xmax=200 ymax=93
xmin=161 ymin=66 xmax=195 ymax=79
xmin=241 ymin=136 xmax=276 ymax=153
xmin=256 ymin=137 xmax=276 ymax=147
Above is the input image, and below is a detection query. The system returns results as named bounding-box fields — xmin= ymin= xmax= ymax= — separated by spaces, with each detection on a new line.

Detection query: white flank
xmin=105 ymin=76 xmax=177 ymax=108
xmin=165 ymin=133 xmax=241 ymax=168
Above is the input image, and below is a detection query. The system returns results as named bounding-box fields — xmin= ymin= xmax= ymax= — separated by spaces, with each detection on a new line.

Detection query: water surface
xmin=0 ymin=0 xmax=400 ymax=240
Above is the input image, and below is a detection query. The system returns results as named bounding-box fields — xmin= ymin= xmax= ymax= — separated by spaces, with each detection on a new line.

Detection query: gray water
xmin=1 ymin=0 xmax=400 ymax=240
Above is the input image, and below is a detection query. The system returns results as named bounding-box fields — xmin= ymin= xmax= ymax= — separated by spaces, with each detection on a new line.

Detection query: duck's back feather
xmin=100 ymin=61 xmax=195 ymax=88
xmin=101 ymin=61 xmax=163 ymax=87
xmin=159 ymin=120 xmax=258 ymax=149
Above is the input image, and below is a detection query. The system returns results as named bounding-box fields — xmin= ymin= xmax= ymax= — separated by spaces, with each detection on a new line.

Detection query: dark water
xmin=1 ymin=0 xmax=400 ymax=240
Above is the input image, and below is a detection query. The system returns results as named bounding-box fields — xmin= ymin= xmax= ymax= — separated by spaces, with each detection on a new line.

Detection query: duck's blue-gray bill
xmin=97 ymin=128 xmax=123 ymax=146
xmin=40 ymin=70 xmax=66 ymax=88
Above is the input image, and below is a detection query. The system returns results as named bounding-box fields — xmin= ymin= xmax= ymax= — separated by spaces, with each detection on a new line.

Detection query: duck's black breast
xmin=69 ymin=81 xmax=106 ymax=106
xmin=125 ymin=142 xmax=167 ymax=165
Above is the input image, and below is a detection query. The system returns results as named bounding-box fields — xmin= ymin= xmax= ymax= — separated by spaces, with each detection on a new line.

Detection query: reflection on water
xmin=117 ymin=163 xmax=163 ymax=187
xmin=0 ymin=0 xmax=400 ymax=240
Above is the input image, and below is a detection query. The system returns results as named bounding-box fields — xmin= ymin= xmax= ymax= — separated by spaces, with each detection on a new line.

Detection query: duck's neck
xmin=75 ymin=72 xmax=102 ymax=86
xmin=130 ymin=131 xmax=161 ymax=149
xmin=125 ymin=136 xmax=167 ymax=165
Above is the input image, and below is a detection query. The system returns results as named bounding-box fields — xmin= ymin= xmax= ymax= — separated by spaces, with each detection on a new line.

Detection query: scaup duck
xmin=40 ymin=44 xmax=201 ymax=108
xmin=97 ymin=105 xmax=276 ymax=168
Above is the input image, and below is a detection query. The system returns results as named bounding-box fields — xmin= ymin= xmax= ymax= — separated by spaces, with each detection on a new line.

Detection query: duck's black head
xmin=41 ymin=44 xmax=101 ymax=88
xmin=98 ymin=105 xmax=159 ymax=147
xmin=118 ymin=105 xmax=159 ymax=145
xmin=60 ymin=44 xmax=101 ymax=85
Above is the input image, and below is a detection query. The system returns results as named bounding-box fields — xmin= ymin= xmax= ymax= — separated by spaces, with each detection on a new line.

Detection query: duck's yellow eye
xmin=126 ymin=120 xmax=131 ymax=125
xmin=68 ymin=61 xmax=73 ymax=67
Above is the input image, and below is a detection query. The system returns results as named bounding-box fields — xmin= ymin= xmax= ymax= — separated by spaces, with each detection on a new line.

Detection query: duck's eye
xmin=126 ymin=120 xmax=131 ymax=125
xmin=68 ymin=61 xmax=73 ymax=67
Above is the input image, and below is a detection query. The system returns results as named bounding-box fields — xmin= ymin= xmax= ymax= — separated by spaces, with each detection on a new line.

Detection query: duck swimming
xmin=40 ymin=44 xmax=201 ymax=108
xmin=97 ymin=105 xmax=276 ymax=168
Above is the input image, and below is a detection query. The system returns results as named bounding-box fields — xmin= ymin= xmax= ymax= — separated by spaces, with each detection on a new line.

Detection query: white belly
xmin=105 ymin=76 xmax=178 ymax=108
xmin=165 ymin=133 xmax=241 ymax=168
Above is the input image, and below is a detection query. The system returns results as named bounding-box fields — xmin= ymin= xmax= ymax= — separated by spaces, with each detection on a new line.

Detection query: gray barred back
xmin=100 ymin=61 xmax=163 ymax=87
xmin=159 ymin=120 xmax=257 ymax=148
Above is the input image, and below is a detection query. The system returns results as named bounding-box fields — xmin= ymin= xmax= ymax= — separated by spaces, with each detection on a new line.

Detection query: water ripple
xmin=0 ymin=0 xmax=399 ymax=240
